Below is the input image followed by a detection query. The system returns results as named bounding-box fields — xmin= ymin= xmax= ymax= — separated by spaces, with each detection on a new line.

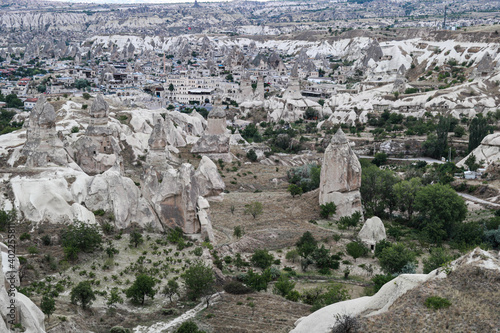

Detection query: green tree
xmin=225 ymin=73 xmax=234 ymax=82
xmin=288 ymin=184 xmax=303 ymax=197
xmin=346 ymin=242 xmax=368 ymax=262
xmin=37 ymin=84 xmax=46 ymax=93
xmin=106 ymin=287 xmax=124 ymax=308
xmin=454 ymin=125 xmax=465 ymax=137
xmin=378 ymin=243 xmax=416 ymax=275
xmin=273 ymin=275 xmax=295 ymax=297
xmin=414 ymin=184 xmax=467 ymax=243
xmin=251 ymin=249 xmax=274 ymax=269
xmin=162 ymin=279 xmax=179 ymax=302
xmin=70 ymin=281 xmax=96 ymax=309
xmin=5 ymin=93 xmax=23 ymax=108
xmin=126 ymin=274 xmax=156 ymax=305
xmin=337 ymin=211 xmax=362 ymax=229
xmin=372 ymin=152 xmax=387 ymax=166
xmin=233 ymin=225 xmax=243 ymax=239
xmin=296 ymin=231 xmax=317 ymax=259
xmin=183 ymin=261 xmax=215 ymax=304
xmin=464 ymin=154 xmax=480 ymax=171
xmin=244 ymin=201 xmax=263 ymax=219
xmin=244 ymin=268 xmax=272 ymax=291
xmin=40 ymin=294 xmax=55 ymax=321
xmin=393 ymin=178 xmax=423 ymax=220
xmin=360 ymin=163 xmax=399 ymax=217
xmin=423 ymin=247 xmax=455 ymax=274
xmin=82 ymin=92 xmax=91 ymax=100
xmin=129 ymin=230 xmax=144 ymax=248
xmin=468 ymin=115 xmax=489 ymax=153
xmin=285 ymin=249 xmax=299 ymax=263
xmin=176 ymin=321 xmax=205 ymax=333
xmin=61 ymin=221 xmax=102 ymax=260
xmin=168 ymin=83 xmax=175 ymax=92
xmin=246 ymin=149 xmax=258 ymax=162
xmin=320 ymin=202 xmax=337 ymax=219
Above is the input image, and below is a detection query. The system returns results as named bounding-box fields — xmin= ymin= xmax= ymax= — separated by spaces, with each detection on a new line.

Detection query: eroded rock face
xmin=191 ymin=99 xmax=231 ymax=161
xmin=141 ymin=157 xmax=223 ymax=235
xmin=319 ymin=128 xmax=362 ymax=218
xmin=84 ymin=167 xmax=162 ymax=230
xmin=21 ymin=97 xmax=69 ymax=167
xmin=0 ymin=243 xmax=46 ymax=333
xmin=72 ymin=95 xmax=122 ymax=175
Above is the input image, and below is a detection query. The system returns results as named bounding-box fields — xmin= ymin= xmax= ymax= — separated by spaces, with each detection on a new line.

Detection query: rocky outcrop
xmin=358 ymin=216 xmax=386 ymax=250
xmin=319 ymin=128 xmax=362 ymax=218
xmin=191 ymin=99 xmax=231 ymax=162
xmin=0 ymin=242 xmax=46 ymax=333
xmin=291 ymin=248 xmax=500 ymax=333
xmin=84 ymin=167 xmax=162 ymax=230
xmin=72 ymin=94 xmax=122 ymax=175
xmin=141 ymin=157 xmax=223 ymax=235
xmin=21 ymin=97 xmax=70 ymax=167
xmin=457 ymin=132 xmax=500 ymax=168
xmin=147 ymin=114 xmax=182 ymax=167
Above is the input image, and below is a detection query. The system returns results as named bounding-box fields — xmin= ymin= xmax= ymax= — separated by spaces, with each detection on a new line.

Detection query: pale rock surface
xmin=141 ymin=158 xmax=223 ymax=234
xmin=10 ymin=173 xmax=95 ymax=224
xmin=358 ymin=216 xmax=386 ymax=249
xmin=0 ymin=242 xmax=46 ymax=333
xmin=191 ymin=99 xmax=231 ymax=161
xmin=21 ymin=97 xmax=70 ymax=167
xmin=291 ymin=248 xmax=500 ymax=333
xmin=84 ymin=166 xmax=162 ymax=230
xmin=72 ymin=94 xmax=122 ymax=175
xmin=319 ymin=128 xmax=362 ymax=218
xmin=457 ymin=132 xmax=500 ymax=168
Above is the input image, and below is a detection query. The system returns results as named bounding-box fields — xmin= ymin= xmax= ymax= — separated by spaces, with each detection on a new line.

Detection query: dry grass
xmin=199 ymin=293 xmax=311 ymax=333
xmin=359 ymin=265 xmax=500 ymax=332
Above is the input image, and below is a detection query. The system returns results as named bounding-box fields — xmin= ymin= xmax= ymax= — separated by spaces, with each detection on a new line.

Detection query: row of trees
xmin=361 ymin=161 xmax=467 ymax=243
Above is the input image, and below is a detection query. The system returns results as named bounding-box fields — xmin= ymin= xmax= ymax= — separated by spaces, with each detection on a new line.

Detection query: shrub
xmin=423 ymin=247 xmax=456 ymax=274
xmin=251 ymin=249 xmax=274 ymax=270
xmin=272 ymin=275 xmax=296 ymax=297
xmin=288 ymin=184 xmax=303 ymax=197
xmin=246 ymin=149 xmax=258 ymax=162
xmin=126 ymin=274 xmax=156 ymax=305
xmin=70 ymin=281 xmax=95 ymax=309
xmin=378 ymin=243 xmax=416 ymax=275
xmin=320 ymin=202 xmax=337 ymax=219
xmin=371 ymin=274 xmax=394 ymax=293
xmin=424 ymin=296 xmax=451 ymax=310
xmin=61 ymin=221 xmax=102 ymax=258
xmin=41 ymin=235 xmax=52 ymax=246
xmin=71 ymin=126 xmax=80 ymax=133
xmin=223 ymin=280 xmax=253 ymax=294
xmin=176 ymin=321 xmax=205 ymax=333
xmin=346 ymin=242 xmax=368 ymax=262
xmin=244 ymin=202 xmax=263 ymax=219
xmin=19 ymin=232 xmax=31 ymax=241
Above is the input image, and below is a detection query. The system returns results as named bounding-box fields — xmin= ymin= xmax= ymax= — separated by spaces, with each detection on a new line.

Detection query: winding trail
xmin=133 ymin=293 xmax=222 ymax=333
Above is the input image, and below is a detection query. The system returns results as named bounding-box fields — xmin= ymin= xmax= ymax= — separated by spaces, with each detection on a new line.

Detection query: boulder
xmin=358 ymin=216 xmax=386 ymax=250
xmin=319 ymin=128 xmax=362 ymax=218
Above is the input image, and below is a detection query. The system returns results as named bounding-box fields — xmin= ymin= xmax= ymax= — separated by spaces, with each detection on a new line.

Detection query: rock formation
xmin=141 ymin=156 xmax=224 ymax=238
xmin=358 ymin=216 xmax=386 ymax=251
xmin=146 ymin=114 xmax=182 ymax=167
xmin=191 ymin=98 xmax=231 ymax=162
xmin=319 ymin=128 xmax=362 ymax=218
xmin=21 ymin=97 xmax=69 ymax=167
xmin=72 ymin=94 xmax=122 ymax=175
xmin=457 ymin=132 xmax=500 ymax=168
xmin=291 ymin=248 xmax=500 ymax=333
xmin=0 ymin=242 xmax=46 ymax=333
